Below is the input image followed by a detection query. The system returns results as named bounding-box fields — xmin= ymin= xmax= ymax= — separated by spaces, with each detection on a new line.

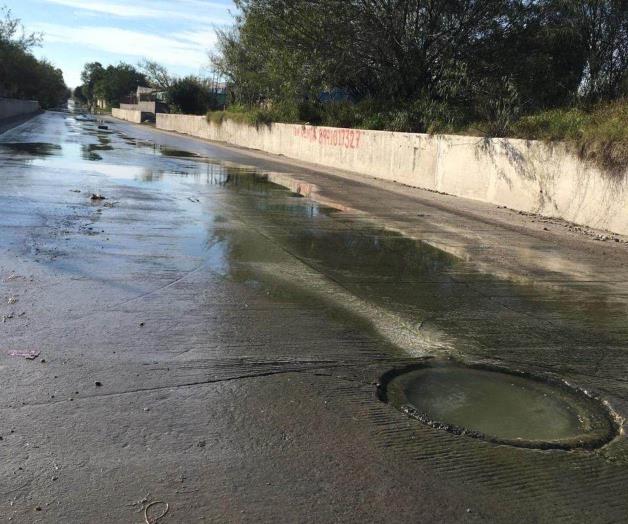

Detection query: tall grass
xmin=513 ymin=100 xmax=628 ymax=175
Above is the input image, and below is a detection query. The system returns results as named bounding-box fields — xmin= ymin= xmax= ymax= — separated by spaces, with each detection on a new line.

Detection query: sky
xmin=4 ymin=0 xmax=236 ymax=87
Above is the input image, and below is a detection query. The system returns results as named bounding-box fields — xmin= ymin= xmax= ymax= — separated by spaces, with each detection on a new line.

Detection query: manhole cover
xmin=380 ymin=361 xmax=618 ymax=450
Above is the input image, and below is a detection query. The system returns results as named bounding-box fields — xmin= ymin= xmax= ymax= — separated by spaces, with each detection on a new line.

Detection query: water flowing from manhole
xmin=380 ymin=361 xmax=618 ymax=450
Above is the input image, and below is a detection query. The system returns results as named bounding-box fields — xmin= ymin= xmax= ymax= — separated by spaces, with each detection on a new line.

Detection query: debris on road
xmin=76 ymin=114 xmax=96 ymax=122
xmin=97 ymin=125 xmax=109 ymax=130
xmin=69 ymin=189 xmax=81 ymax=193
xmin=127 ymin=493 xmax=151 ymax=509
xmin=90 ymin=193 xmax=106 ymax=201
xmin=144 ymin=501 xmax=169 ymax=524
xmin=8 ymin=350 xmax=40 ymax=360
xmin=7 ymin=296 xmax=17 ymax=304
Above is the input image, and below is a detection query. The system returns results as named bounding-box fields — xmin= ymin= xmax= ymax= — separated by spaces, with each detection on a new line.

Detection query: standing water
xmin=382 ymin=362 xmax=618 ymax=449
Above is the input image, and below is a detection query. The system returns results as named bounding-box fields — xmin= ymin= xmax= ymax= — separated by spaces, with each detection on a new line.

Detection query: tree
xmin=96 ymin=63 xmax=147 ymax=106
xmin=79 ymin=62 xmax=146 ymax=107
xmin=165 ymin=76 xmax=214 ymax=114
xmin=138 ymin=59 xmax=172 ymax=91
xmin=80 ymin=62 xmax=105 ymax=103
xmin=73 ymin=85 xmax=87 ymax=103
xmin=214 ymin=1 xmax=512 ymax=104
xmin=572 ymin=0 xmax=628 ymax=101
xmin=212 ymin=0 xmax=628 ymax=132
xmin=0 ymin=6 xmax=41 ymax=51
xmin=0 ymin=6 xmax=67 ymax=107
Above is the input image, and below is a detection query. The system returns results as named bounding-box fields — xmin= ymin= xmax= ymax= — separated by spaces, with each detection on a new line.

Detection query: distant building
xmin=208 ymin=82 xmax=228 ymax=108
xmin=318 ymin=87 xmax=353 ymax=104
xmin=137 ymin=86 xmax=160 ymax=100
xmin=119 ymin=86 xmax=169 ymax=115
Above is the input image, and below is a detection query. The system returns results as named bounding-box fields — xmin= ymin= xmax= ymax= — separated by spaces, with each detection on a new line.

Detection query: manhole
xmin=379 ymin=361 xmax=618 ymax=450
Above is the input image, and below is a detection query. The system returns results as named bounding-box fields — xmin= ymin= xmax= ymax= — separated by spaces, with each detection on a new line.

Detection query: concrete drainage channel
xmin=377 ymin=359 xmax=619 ymax=451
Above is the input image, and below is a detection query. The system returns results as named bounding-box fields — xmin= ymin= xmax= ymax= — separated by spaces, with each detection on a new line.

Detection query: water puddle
xmin=80 ymin=143 xmax=114 ymax=161
xmin=0 ymin=142 xmax=62 ymax=157
xmin=380 ymin=361 xmax=618 ymax=449
xmin=87 ymin=143 xmax=114 ymax=152
xmin=159 ymin=147 xmax=202 ymax=158
xmin=82 ymin=150 xmax=102 ymax=161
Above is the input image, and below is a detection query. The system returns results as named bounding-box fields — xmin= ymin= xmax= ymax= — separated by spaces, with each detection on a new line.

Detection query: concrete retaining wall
xmin=120 ymin=101 xmax=169 ymax=114
xmin=156 ymin=113 xmax=628 ymax=235
xmin=0 ymin=98 xmax=39 ymax=120
xmin=112 ymin=108 xmax=142 ymax=123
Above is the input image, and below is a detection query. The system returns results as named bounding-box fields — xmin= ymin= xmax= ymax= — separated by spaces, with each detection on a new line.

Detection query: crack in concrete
xmin=0 ymin=367 xmax=346 ymax=412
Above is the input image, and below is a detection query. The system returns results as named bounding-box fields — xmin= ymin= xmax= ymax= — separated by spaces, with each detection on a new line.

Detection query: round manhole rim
xmin=377 ymin=358 xmax=620 ymax=451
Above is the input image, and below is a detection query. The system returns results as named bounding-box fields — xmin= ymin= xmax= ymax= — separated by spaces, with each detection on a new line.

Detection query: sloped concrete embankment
xmin=156 ymin=113 xmax=628 ymax=236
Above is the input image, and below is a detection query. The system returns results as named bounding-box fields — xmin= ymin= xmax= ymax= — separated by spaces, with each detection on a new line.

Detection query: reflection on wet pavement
xmin=2 ymin=112 xmax=627 ymax=385
xmin=159 ymin=146 xmax=203 ymax=158
xmin=0 ymin=141 xmax=62 ymax=156
xmin=2 ymin=112 xmax=628 ymax=377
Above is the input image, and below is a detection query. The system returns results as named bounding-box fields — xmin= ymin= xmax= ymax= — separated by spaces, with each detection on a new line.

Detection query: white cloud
xmin=175 ymin=30 xmax=218 ymax=48
xmin=44 ymin=0 xmax=233 ymax=24
xmin=34 ymin=23 xmax=212 ymax=67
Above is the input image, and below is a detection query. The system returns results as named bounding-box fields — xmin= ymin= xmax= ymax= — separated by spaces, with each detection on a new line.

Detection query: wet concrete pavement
xmin=1 ymin=110 xmax=627 ymax=522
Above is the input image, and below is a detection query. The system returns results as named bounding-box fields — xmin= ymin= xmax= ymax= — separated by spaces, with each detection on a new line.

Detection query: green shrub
xmin=577 ymin=100 xmax=628 ymax=175
xmin=207 ymin=110 xmax=226 ymax=125
xmin=319 ymin=101 xmax=359 ymax=128
xmin=207 ymin=106 xmax=276 ymax=128
xmin=167 ymin=76 xmax=214 ymax=115
xmin=294 ymin=101 xmax=321 ymax=124
xmin=512 ymin=108 xmax=587 ymax=141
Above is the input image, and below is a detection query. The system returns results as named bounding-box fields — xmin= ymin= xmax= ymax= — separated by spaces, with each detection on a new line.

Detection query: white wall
xmin=0 ymin=98 xmax=39 ymax=120
xmin=119 ymin=101 xmax=160 ymax=113
xmin=156 ymin=113 xmax=628 ymax=235
xmin=112 ymin=108 xmax=142 ymax=124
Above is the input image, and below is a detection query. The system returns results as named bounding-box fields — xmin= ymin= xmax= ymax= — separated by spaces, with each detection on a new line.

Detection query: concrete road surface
xmin=0 ymin=110 xmax=627 ymax=522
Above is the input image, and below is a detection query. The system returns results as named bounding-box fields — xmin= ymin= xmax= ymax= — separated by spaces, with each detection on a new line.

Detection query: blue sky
xmin=4 ymin=0 xmax=236 ymax=87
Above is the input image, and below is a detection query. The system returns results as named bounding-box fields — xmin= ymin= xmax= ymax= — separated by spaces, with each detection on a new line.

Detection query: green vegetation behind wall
xmin=75 ymin=61 xmax=224 ymax=116
xmin=209 ymin=0 xmax=628 ymax=173
xmin=165 ymin=76 xmax=223 ymax=115
xmin=207 ymin=98 xmax=628 ymax=176
xmin=76 ymin=62 xmax=147 ymax=108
